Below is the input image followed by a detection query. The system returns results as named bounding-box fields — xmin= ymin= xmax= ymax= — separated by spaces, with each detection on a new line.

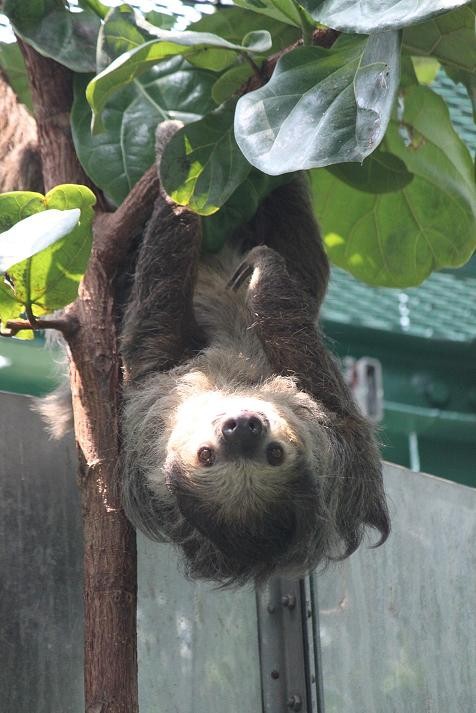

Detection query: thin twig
xmin=238 ymin=27 xmax=340 ymax=96
xmin=3 ymin=316 xmax=78 ymax=337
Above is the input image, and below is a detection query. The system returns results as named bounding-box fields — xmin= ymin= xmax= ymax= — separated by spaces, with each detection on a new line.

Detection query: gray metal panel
xmin=0 ymin=392 xmax=83 ymax=713
xmin=313 ymin=463 xmax=476 ymax=713
xmin=137 ymin=537 xmax=262 ymax=713
xmin=256 ymin=577 xmax=310 ymax=713
xmin=0 ymin=392 xmax=264 ymax=713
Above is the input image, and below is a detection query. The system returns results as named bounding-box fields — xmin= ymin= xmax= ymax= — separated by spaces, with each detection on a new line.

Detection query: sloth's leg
xmin=120 ymin=199 xmax=202 ymax=381
xmin=248 ymin=178 xmax=329 ymax=312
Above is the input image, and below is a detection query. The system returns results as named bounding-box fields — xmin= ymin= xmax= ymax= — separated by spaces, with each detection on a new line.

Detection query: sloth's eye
xmin=197 ymin=446 xmax=216 ymax=467
xmin=266 ymin=443 xmax=284 ymax=466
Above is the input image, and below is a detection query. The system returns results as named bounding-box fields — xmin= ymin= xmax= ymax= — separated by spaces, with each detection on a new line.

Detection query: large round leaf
xmin=403 ymin=4 xmax=476 ymax=70
xmin=403 ymin=3 xmax=476 ymax=116
xmin=160 ymin=103 xmax=252 ymax=216
xmin=87 ymin=28 xmax=272 ymax=132
xmin=232 ymin=0 xmax=303 ymax=27
xmin=202 ymin=170 xmax=293 ymax=251
xmin=312 ymin=86 xmax=476 ymax=287
xmin=301 ymin=0 xmax=472 ymax=33
xmin=0 ymin=185 xmax=96 ymax=326
xmin=234 ymin=33 xmax=400 ymax=175
xmin=96 ymin=4 xmax=154 ymax=72
xmin=327 ymin=150 xmax=413 ymax=194
xmin=189 ymin=5 xmax=301 ymax=48
xmin=4 ymin=0 xmax=100 ymax=73
xmin=0 ymin=209 xmax=80 ymax=272
xmin=72 ymin=61 xmax=217 ymax=205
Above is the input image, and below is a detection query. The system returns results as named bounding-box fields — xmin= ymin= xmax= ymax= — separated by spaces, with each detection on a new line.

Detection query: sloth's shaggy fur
xmin=38 ymin=125 xmax=390 ymax=586
xmin=119 ymin=126 xmax=390 ymax=586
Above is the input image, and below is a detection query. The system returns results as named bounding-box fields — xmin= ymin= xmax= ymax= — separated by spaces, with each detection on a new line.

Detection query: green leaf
xmin=97 ymin=5 xmax=154 ymax=72
xmin=403 ymin=5 xmax=476 ymax=75
xmin=234 ymin=33 xmax=400 ymax=175
xmin=233 ymin=0 xmax=303 ymax=27
xmin=0 ymin=278 xmax=25 ymax=330
xmin=0 ymin=209 xmax=80 ymax=271
xmin=403 ymin=4 xmax=476 ymax=115
xmin=87 ymin=28 xmax=272 ymax=132
xmin=212 ymin=64 xmax=254 ymax=104
xmin=72 ymin=60 xmax=217 ymax=205
xmin=4 ymin=0 xmax=100 ymax=73
xmin=0 ymin=185 xmax=95 ymax=324
xmin=411 ymin=57 xmax=441 ymax=85
xmin=0 ymin=41 xmax=33 ymax=111
xmin=189 ymin=6 xmax=300 ymax=51
xmin=160 ymin=104 xmax=252 ymax=216
xmin=145 ymin=11 xmax=176 ymax=31
xmin=78 ymin=0 xmax=109 ymax=20
xmin=312 ymin=86 xmax=476 ymax=287
xmin=302 ymin=0 xmax=472 ymax=33
xmin=327 ymin=150 xmax=413 ymax=194
xmin=202 ymin=170 xmax=293 ymax=251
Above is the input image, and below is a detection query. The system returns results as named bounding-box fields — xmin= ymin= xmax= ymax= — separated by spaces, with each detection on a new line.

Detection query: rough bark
xmin=16 ymin=44 xmax=142 ymax=712
xmin=0 ymin=72 xmax=43 ymax=193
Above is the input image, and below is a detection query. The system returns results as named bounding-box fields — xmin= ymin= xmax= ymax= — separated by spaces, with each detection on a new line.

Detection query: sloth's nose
xmin=221 ymin=412 xmax=264 ymax=454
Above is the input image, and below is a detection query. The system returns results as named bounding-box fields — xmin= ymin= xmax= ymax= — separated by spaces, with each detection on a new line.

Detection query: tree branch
xmin=0 ymin=73 xmax=43 ymax=193
xmin=93 ymin=165 xmax=159 ymax=277
xmin=16 ymin=38 xmax=108 ymax=211
xmin=18 ymin=42 xmax=139 ymax=713
xmin=3 ymin=316 xmax=77 ymax=337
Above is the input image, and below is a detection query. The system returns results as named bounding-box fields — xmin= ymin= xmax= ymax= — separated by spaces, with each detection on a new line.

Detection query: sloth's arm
xmin=120 ymin=199 xmax=202 ymax=381
xmin=247 ymin=178 xmax=329 ymax=312
xmin=232 ymin=245 xmax=360 ymax=420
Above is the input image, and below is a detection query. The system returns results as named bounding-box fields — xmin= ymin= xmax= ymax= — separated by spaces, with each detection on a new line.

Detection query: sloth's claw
xmin=227 ymin=261 xmax=253 ymax=291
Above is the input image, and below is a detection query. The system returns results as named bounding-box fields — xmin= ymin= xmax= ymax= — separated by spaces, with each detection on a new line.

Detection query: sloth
xmin=118 ymin=123 xmax=390 ymax=586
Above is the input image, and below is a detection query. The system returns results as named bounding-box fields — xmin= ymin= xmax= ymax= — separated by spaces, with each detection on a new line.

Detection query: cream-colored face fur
xmin=164 ymin=372 xmax=327 ymax=521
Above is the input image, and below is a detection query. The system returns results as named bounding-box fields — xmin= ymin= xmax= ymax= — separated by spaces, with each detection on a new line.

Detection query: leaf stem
xmin=297 ymin=6 xmax=315 ymax=47
xmin=240 ymin=52 xmax=262 ymax=81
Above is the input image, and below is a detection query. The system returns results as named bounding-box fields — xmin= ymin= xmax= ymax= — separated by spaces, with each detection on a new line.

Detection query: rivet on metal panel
xmin=287 ymin=693 xmax=302 ymax=711
xmin=281 ymin=594 xmax=296 ymax=610
xmin=271 ymin=670 xmax=280 ymax=680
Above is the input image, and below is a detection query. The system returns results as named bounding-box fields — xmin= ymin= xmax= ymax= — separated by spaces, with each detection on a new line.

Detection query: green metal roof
xmin=432 ymin=71 xmax=475 ymax=154
xmin=323 ymin=264 xmax=476 ymax=343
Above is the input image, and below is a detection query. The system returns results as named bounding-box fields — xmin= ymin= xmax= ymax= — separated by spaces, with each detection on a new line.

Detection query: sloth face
xmin=122 ymin=370 xmax=388 ymax=586
xmin=159 ymin=385 xmax=328 ymax=581
xmin=164 ymin=390 xmax=319 ymax=516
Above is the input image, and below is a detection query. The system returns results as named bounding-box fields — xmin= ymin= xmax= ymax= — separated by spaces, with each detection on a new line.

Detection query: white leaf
xmin=0 ymin=208 xmax=81 ymax=272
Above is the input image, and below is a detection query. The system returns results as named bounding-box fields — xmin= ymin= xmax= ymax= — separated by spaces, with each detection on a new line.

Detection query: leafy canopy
xmin=0 ymin=0 xmax=474 ymax=323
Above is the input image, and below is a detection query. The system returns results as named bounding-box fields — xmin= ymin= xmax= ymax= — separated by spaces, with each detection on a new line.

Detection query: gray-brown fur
xmin=120 ymin=123 xmax=390 ymax=586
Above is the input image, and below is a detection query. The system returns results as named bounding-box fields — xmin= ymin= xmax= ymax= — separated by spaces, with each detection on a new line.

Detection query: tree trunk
xmin=18 ymin=42 xmax=140 ymax=713
xmin=0 ymin=72 xmax=42 ymax=193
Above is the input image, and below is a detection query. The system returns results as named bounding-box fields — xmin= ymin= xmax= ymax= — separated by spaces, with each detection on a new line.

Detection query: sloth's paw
xmin=227 ymin=246 xmax=285 ymax=292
